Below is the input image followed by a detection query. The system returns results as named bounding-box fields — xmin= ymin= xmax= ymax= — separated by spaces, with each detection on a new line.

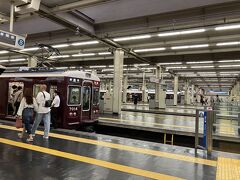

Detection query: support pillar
xmin=155 ymin=67 xmax=160 ymax=105
xmin=173 ymin=75 xmax=178 ymax=106
xmin=112 ymin=49 xmax=124 ymax=114
xmin=191 ymin=84 xmax=195 ymax=104
xmin=184 ymin=80 xmax=190 ymax=105
xmin=142 ymin=72 xmax=148 ymax=103
xmin=122 ymin=76 xmax=128 ymax=103
xmin=28 ymin=56 xmax=37 ymax=67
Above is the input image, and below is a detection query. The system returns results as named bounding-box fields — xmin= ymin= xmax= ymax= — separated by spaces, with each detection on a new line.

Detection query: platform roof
xmin=0 ymin=0 xmax=240 ymax=91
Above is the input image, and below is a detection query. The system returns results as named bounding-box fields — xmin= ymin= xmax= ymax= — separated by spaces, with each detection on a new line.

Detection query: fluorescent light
xmin=102 ymin=68 xmax=113 ymax=72
xmin=9 ymin=58 xmax=26 ymax=62
xmin=158 ymin=28 xmax=205 ymax=37
xmin=158 ymin=62 xmax=182 ymax=65
xmin=113 ymin=35 xmax=151 ymax=41
xmin=216 ymin=42 xmax=240 ymax=46
xmin=171 ymin=44 xmax=209 ymax=50
xmin=71 ymin=41 xmax=99 ymax=46
xmin=52 ymin=44 xmax=69 ymax=48
xmin=0 ymin=50 xmax=8 ymax=54
xmin=89 ymin=65 xmax=106 ymax=68
xmin=219 ymin=65 xmax=240 ymax=68
xmin=191 ymin=65 xmax=214 ymax=68
xmin=0 ymin=60 xmax=9 ymax=62
xmin=50 ymin=55 xmax=70 ymax=59
xmin=166 ymin=66 xmax=187 ymax=69
xmin=217 ymin=60 xmax=240 ymax=63
xmin=215 ymin=24 xmax=240 ymax=31
xmin=134 ymin=47 xmax=166 ymax=52
xmin=20 ymin=47 xmax=38 ymax=52
xmin=98 ymin=52 xmax=111 ymax=55
xmin=134 ymin=63 xmax=150 ymax=66
xmin=72 ymin=53 xmax=95 ymax=57
xmin=186 ymin=61 xmax=213 ymax=64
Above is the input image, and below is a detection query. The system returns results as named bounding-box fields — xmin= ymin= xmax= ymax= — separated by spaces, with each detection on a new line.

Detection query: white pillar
xmin=28 ymin=56 xmax=37 ymax=67
xmin=155 ymin=67 xmax=160 ymax=105
xmin=112 ymin=49 xmax=124 ymax=114
xmin=123 ymin=76 xmax=128 ymax=103
xmin=173 ymin=75 xmax=178 ymax=106
xmin=158 ymin=66 xmax=166 ymax=109
xmin=184 ymin=80 xmax=190 ymax=105
xmin=142 ymin=72 xmax=148 ymax=103
xmin=191 ymin=84 xmax=195 ymax=104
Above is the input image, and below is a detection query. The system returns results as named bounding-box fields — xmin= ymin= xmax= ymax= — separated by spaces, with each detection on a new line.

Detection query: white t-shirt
xmin=52 ymin=95 xmax=60 ymax=107
xmin=36 ymin=91 xmax=51 ymax=113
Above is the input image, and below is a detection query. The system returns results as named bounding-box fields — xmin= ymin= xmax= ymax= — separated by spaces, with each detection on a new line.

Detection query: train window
xmin=83 ymin=86 xmax=91 ymax=111
xmin=49 ymin=86 xmax=57 ymax=99
xmin=93 ymin=88 xmax=99 ymax=105
xmin=68 ymin=86 xmax=81 ymax=105
xmin=7 ymin=82 xmax=24 ymax=116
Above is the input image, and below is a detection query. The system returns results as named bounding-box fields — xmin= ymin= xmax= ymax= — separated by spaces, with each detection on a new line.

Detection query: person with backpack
xmin=29 ymin=84 xmax=51 ymax=141
xmin=17 ymin=88 xmax=38 ymax=141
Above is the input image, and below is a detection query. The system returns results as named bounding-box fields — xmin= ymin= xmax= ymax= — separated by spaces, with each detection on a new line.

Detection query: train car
xmin=0 ymin=68 xmax=100 ymax=129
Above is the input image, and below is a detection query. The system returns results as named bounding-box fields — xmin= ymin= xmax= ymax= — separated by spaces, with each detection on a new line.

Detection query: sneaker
xmin=26 ymin=137 xmax=33 ymax=142
xmin=17 ymin=133 xmax=23 ymax=139
xmin=43 ymin=136 xmax=49 ymax=140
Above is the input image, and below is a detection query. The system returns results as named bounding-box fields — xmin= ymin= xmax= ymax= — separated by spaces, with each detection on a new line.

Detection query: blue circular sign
xmin=18 ymin=39 xmax=25 ymax=46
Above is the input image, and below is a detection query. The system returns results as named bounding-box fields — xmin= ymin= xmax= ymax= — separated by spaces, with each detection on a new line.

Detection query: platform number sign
xmin=18 ymin=39 xmax=25 ymax=47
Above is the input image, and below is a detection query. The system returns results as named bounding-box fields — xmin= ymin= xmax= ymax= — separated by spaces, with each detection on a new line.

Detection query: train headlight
xmin=69 ymin=112 xmax=73 ymax=116
xmin=73 ymin=112 xmax=77 ymax=116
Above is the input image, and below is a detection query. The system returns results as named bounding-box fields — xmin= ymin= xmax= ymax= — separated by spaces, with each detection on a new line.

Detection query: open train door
xmin=82 ymin=81 xmax=92 ymax=121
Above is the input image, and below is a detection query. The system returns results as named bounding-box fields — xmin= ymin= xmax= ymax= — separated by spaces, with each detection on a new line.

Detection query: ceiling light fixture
xmin=20 ymin=47 xmax=38 ymax=52
xmin=215 ymin=24 xmax=240 ymax=31
xmin=171 ymin=44 xmax=209 ymax=50
xmin=98 ymin=52 xmax=111 ymax=55
xmin=186 ymin=61 xmax=213 ymax=64
xmin=52 ymin=44 xmax=69 ymax=48
xmin=113 ymin=34 xmax=151 ymax=42
xmin=0 ymin=50 xmax=9 ymax=54
xmin=89 ymin=65 xmax=106 ymax=68
xmin=191 ymin=65 xmax=214 ymax=68
xmin=134 ymin=47 xmax=166 ymax=52
xmin=49 ymin=55 xmax=70 ymax=59
xmin=72 ymin=53 xmax=95 ymax=57
xmin=219 ymin=65 xmax=240 ymax=68
xmin=9 ymin=58 xmax=26 ymax=62
xmin=71 ymin=41 xmax=99 ymax=46
xmin=216 ymin=42 xmax=240 ymax=46
xmin=217 ymin=60 xmax=240 ymax=63
xmin=158 ymin=28 xmax=206 ymax=37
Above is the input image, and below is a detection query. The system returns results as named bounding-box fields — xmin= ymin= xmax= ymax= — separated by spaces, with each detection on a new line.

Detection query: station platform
xmin=98 ymin=110 xmax=240 ymax=143
xmin=0 ymin=120 xmax=240 ymax=180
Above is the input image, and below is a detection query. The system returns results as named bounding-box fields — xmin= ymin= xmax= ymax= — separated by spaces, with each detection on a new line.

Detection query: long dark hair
xmin=24 ymin=88 xmax=33 ymax=105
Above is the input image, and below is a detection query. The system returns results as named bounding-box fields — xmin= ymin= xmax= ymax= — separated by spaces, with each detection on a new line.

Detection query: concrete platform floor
xmin=0 ymin=121 xmax=239 ymax=180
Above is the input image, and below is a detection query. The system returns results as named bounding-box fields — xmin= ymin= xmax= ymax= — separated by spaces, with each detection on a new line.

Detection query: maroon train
xmin=0 ymin=69 xmax=100 ymax=129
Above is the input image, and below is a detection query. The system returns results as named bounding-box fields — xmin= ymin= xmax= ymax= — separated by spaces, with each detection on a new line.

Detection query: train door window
xmin=33 ymin=84 xmax=45 ymax=97
xmin=68 ymin=86 xmax=81 ymax=105
xmin=83 ymin=86 xmax=91 ymax=111
xmin=7 ymin=82 xmax=24 ymax=116
xmin=93 ymin=88 xmax=99 ymax=105
xmin=49 ymin=86 xmax=57 ymax=99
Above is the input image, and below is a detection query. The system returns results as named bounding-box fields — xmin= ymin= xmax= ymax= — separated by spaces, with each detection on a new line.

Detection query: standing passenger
xmin=51 ymin=90 xmax=60 ymax=129
xmin=17 ymin=88 xmax=38 ymax=141
xmin=30 ymin=84 xmax=51 ymax=141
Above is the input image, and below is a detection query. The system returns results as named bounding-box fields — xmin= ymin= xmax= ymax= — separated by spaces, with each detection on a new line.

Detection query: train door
xmin=7 ymin=82 xmax=24 ymax=116
xmin=82 ymin=81 xmax=92 ymax=120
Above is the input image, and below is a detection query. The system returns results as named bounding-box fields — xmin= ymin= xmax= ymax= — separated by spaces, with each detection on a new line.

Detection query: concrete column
xmin=122 ymin=76 xmax=128 ymax=103
xmin=173 ymin=75 xmax=178 ymax=106
xmin=158 ymin=66 xmax=166 ymax=109
xmin=28 ymin=56 xmax=37 ymax=67
xmin=184 ymin=80 xmax=190 ymax=105
xmin=236 ymin=81 xmax=240 ymax=96
xmin=196 ymin=86 xmax=200 ymax=103
xmin=191 ymin=84 xmax=195 ymax=104
xmin=142 ymin=72 xmax=148 ymax=103
xmin=112 ymin=49 xmax=124 ymax=114
xmin=155 ymin=67 xmax=160 ymax=104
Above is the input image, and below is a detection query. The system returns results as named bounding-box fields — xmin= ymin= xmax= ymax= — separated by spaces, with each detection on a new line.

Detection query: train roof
xmin=0 ymin=70 xmax=100 ymax=81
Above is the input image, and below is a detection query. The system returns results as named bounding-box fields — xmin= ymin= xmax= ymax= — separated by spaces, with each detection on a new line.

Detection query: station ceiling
xmin=0 ymin=0 xmax=240 ymax=92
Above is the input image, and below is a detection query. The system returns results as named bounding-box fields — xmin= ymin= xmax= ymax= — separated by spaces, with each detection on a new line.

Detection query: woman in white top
xmin=17 ymin=88 xmax=38 ymax=140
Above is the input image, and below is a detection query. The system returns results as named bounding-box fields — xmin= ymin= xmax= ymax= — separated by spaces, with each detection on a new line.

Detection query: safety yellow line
xmin=99 ymin=117 xmax=195 ymax=129
xmin=0 ymin=124 xmax=216 ymax=167
xmin=0 ymin=137 xmax=184 ymax=180
xmin=216 ymin=157 xmax=240 ymax=180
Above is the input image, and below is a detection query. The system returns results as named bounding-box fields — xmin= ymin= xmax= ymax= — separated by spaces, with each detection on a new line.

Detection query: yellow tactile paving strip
xmin=0 ymin=137 xmax=184 ymax=180
xmin=0 ymin=124 xmax=217 ymax=167
xmin=216 ymin=157 xmax=240 ymax=180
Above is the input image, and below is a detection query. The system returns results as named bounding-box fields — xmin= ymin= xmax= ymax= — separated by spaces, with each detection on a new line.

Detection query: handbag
xmin=15 ymin=116 xmax=23 ymax=129
xmin=42 ymin=92 xmax=52 ymax=107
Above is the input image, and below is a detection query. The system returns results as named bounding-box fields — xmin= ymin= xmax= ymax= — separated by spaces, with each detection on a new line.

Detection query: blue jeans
xmin=22 ymin=108 xmax=34 ymax=134
xmin=31 ymin=112 xmax=51 ymax=137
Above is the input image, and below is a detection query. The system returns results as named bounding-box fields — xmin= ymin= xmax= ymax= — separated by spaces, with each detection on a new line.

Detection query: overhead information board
xmin=0 ymin=29 xmax=26 ymax=50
